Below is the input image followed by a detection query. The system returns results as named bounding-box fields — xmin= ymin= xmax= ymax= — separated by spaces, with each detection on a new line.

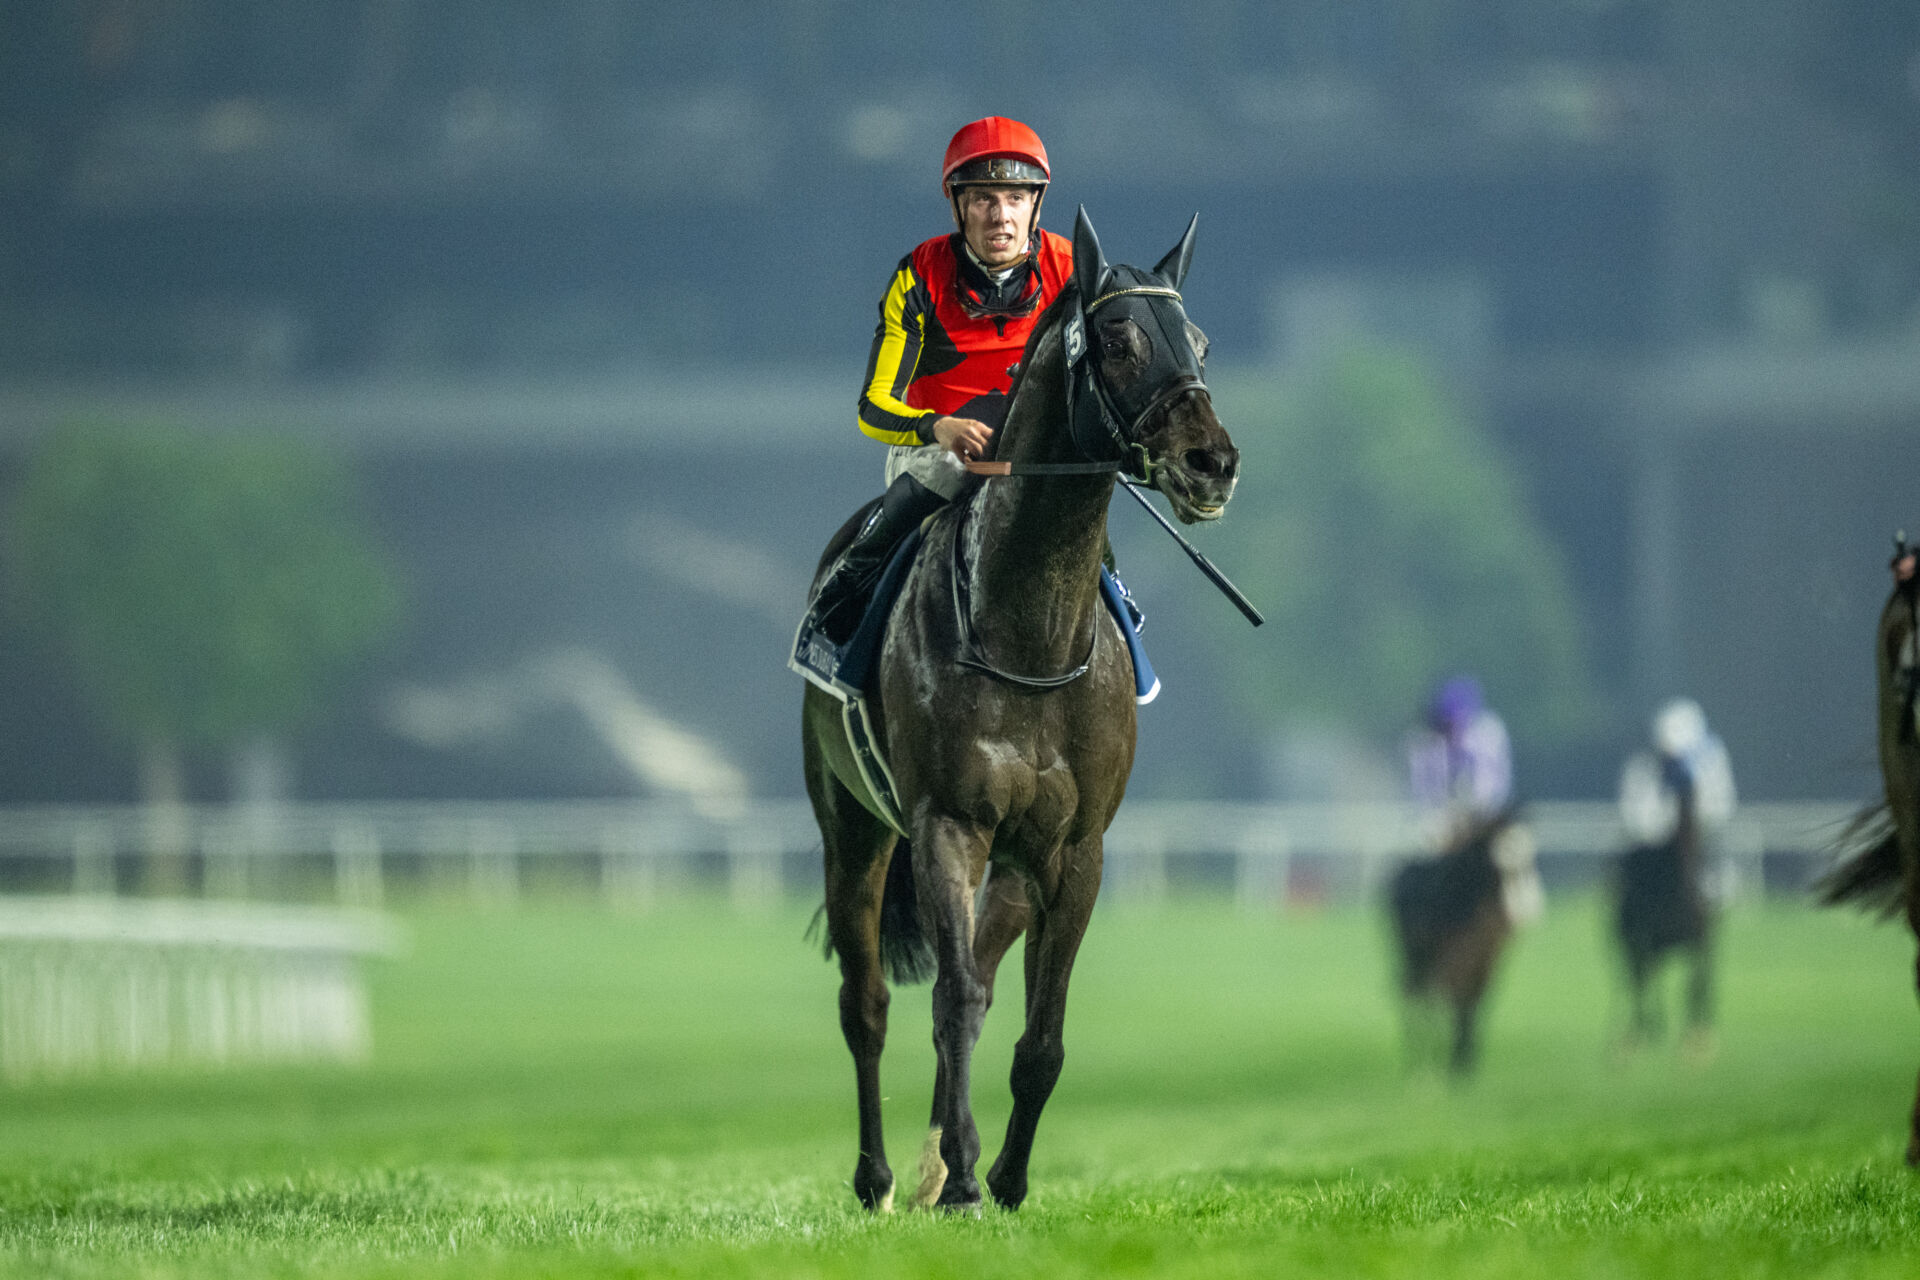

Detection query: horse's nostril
xmin=1184 ymin=448 xmax=1237 ymax=480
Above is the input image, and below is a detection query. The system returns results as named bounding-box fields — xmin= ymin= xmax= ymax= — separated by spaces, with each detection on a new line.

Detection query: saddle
xmin=790 ymin=520 xmax=1157 ymax=836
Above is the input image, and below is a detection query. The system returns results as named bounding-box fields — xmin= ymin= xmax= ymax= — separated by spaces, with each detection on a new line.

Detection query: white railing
xmin=0 ymin=798 xmax=1863 ymax=908
xmin=0 ymin=896 xmax=401 ymax=1082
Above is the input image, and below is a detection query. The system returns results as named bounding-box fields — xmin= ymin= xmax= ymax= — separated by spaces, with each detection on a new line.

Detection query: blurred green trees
xmin=1204 ymin=346 xmax=1597 ymax=748
xmin=6 ymin=422 xmax=402 ymax=817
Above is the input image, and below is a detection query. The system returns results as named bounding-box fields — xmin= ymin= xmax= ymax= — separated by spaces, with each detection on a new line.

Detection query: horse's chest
xmin=953 ymin=738 xmax=1084 ymax=844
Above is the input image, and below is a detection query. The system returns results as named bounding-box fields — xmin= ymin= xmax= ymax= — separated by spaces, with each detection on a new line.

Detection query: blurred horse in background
xmin=1386 ymin=808 xmax=1540 ymax=1077
xmin=802 ymin=208 xmax=1239 ymax=1211
xmin=1613 ymin=783 xmax=1716 ymax=1057
xmin=1820 ymin=535 xmax=1920 ymax=1163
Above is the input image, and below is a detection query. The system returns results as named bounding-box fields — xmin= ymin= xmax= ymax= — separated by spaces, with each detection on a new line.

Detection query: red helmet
xmin=941 ymin=116 xmax=1050 ymax=194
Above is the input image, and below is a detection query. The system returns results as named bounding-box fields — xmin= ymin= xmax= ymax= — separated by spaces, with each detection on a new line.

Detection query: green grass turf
xmin=0 ymin=891 xmax=1917 ymax=1277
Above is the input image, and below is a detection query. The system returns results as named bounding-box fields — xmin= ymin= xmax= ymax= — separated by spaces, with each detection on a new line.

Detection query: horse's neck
xmin=965 ymin=321 xmax=1114 ymax=658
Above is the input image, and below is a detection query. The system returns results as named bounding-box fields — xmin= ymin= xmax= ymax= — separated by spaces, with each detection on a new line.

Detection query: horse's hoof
xmin=1905 ymin=1134 xmax=1920 ymax=1168
xmin=985 ymin=1159 xmax=1027 ymax=1210
xmin=854 ymin=1160 xmax=895 ymax=1213
xmin=987 ymin=1181 xmax=1026 ymax=1211
xmin=936 ymin=1171 xmax=984 ymax=1215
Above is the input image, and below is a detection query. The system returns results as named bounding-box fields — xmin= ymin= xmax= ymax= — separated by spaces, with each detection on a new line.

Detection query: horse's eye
xmin=1102 ymin=338 xmax=1128 ymax=358
xmin=1185 ymin=320 xmax=1210 ymax=368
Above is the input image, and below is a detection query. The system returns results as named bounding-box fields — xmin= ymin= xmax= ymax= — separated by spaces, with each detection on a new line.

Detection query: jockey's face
xmin=955 ymin=184 xmax=1038 ymax=269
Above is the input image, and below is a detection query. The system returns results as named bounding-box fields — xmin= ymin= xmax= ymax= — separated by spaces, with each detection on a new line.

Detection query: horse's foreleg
xmin=1684 ymin=939 xmax=1713 ymax=1029
xmin=1681 ymin=932 xmax=1717 ymax=1063
xmin=987 ymin=840 xmax=1100 ymax=1211
xmin=1909 ymin=931 xmax=1920 ymax=1165
xmin=1446 ymin=930 xmax=1499 ymax=1079
xmin=917 ymin=818 xmax=993 ymax=1211
xmin=1448 ymin=990 xmax=1484 ymax=1077
xmin=917 ymin=868 xmax=1030 ymax=1207
xmin=822 ymin=820 xmax=899 ymax=1211
xmin=926 ymin=871 xmax=1029 ymax=1126
xmin=1625 ymin=946 xmax=1660 ymax=1046
xmin=974 ymin=866 xmax=1033 ymax=1012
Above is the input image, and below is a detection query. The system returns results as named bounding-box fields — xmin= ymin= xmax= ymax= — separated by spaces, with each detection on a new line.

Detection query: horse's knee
xmin=1010 ymin=1032 xmax=1065 ymax=1100
xmin=934 ymin=969 xmax=988 ymax=1029
xmin=839 ymin=977 xmax=889 ymax=1057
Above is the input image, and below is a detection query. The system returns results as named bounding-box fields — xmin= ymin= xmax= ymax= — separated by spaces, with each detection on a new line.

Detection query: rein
xmin=949 ymin=501 xmax=1097 ymax=690
xmin=960 ymin=282 xmax=1194 ymax=484
xmin=962 ymin=276 xmax=1264 ymax=628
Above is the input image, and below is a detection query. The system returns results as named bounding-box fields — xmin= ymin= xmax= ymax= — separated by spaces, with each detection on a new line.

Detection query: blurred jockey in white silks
xmin=1618 ymin=697 xmax=1738 ymax=900
xmin=1404 ymin=674 xmax=1542 ymax=924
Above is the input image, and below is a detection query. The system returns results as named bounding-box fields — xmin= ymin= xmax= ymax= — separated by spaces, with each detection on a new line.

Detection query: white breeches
xmin=886 ymin=443 xmax=973 ymax=501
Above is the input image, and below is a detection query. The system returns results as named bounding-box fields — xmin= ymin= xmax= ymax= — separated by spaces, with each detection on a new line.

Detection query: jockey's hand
xmin=932 ymin=416 xmax=995 ymax=462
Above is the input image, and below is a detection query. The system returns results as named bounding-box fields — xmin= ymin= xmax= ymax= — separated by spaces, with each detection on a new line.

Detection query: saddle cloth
xmin=812 ymin=530 xmax=1158 ymax=837
xmin=834 ymin=532 xmax=1158 ymax=704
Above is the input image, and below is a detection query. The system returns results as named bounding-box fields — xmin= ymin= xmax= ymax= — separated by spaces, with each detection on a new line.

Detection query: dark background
xmin=2 ymin=0 xmax=1916 ymax=805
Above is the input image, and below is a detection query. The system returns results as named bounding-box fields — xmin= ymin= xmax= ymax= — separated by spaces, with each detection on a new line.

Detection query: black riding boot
xmin=790 ymin=474 xmax=948 ymax=693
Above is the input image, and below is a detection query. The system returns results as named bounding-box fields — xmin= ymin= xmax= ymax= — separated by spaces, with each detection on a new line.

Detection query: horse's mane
xmin=986 ymin=280 xmax=1081 ymax=464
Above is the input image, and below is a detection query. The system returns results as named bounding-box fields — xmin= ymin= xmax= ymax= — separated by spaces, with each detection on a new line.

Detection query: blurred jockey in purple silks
xmin=1406 ymin=675 xmax=1512 ymax=840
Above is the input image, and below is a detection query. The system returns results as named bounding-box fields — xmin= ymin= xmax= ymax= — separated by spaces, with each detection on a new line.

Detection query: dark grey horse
xmin=1821 ymin=536 xmax=1920 ymax=1163
xmin=801 ymin=208 xmax=1240 ymax=1212
xmin=1615 ymin=781 xmax=1715 ymax=1054
xmin=1387 ymin=809 xmax=1537 ymax=1077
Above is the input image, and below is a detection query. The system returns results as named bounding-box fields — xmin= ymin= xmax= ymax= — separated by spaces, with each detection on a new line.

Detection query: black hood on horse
xmin=1055 ymin=209 xmax=1213 ymax=494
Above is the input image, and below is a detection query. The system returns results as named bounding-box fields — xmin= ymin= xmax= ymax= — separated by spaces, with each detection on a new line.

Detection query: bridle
xmin=966 ymin=273 xmax=1208 ymax=488
xmin=948 ymin=276 xmax=1208 ymax=691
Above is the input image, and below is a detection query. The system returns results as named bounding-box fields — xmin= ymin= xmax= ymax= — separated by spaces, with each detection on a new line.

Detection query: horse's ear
xmin=1153 ymin=212 xmax=1198 ymax=289
xmin=1072 ymin=205 xmax=1110 ymax=301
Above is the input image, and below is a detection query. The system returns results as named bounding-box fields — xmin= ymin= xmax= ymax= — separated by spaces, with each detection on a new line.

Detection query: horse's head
xmin=1068 ymin=206 xmax=1239 ymax=524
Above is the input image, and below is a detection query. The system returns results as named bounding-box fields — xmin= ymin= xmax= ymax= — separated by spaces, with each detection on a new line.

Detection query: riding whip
xmin=962 ymin=460 xmax=1264 ymax=626
xmin=1119 ymin=479 xmax=1265 ymax=627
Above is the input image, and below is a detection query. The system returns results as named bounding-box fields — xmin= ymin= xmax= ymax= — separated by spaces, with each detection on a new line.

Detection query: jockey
xmin=1619 ymin=697 xmax=1737 ymax=849
xmin=791 ymin=116 xmax=1073 ymax=687
xmin=1406 ymin=675 xmax=1513 ymax=845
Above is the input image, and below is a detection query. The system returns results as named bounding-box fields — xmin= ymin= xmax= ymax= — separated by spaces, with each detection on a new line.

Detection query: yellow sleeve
xmin=856 ymin=262 xmax=936 ymax=446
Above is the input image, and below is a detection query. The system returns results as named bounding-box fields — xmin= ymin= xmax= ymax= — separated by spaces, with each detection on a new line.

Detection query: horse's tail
xmin=1815 ymin=803 xmax=1906 ymax=917
xmin=878 ymin=838 xmax=936 ymax=984
xmin=805 ymin=837 xmax=935 ymax=985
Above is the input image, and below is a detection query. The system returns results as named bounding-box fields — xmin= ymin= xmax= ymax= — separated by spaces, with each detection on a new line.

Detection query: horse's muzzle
xmin=1157 ymin=443 xmax=1238 ymax=523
